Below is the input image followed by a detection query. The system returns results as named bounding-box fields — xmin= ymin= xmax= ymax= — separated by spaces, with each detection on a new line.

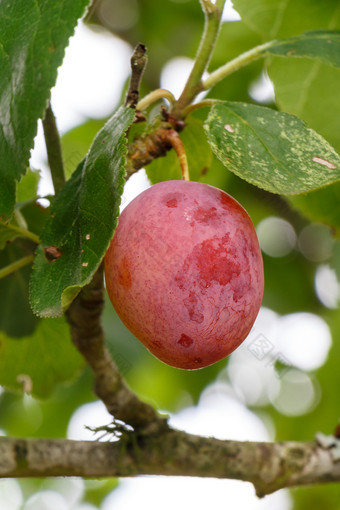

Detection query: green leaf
xmin=0 ymin=173 xmax=42 ymax=250
xmin=0 ymin=317 xmax=84 ymax=398
xmin=0 ymin=198 xmax=49 ymax=264
xmin=16 ymin=169 xmax=40 ymax=204
xmin=19 ymin=199 xmax=51 ymax=238
xmin=269 ymin=59 xmax=340 ymax=153
xmin=0 ymin=179 xmax=15 ymax=221
xmin=30 ymin=106 xmax=135 ymax=318
xmin=233 ymin=0 xmax=338 ymax=40
xmin=61 ymin=119 xmax=106 ymax=179
xmin=233 ymin=0 xmax=340 ymax=155
xmin=204 ymin=101 xmax=340 ymax=195
xmin=145 ymin=145 xmax=181 ymax=183
xmin=0 ymin=0 xmax=91 ymax=220
xmin=263 ymin=31 xmax=340 ymax=67
xmin=0 ymin=243 xmax=39 ymax=338
xmin=146 ymin=116 xmax=212 ymax=184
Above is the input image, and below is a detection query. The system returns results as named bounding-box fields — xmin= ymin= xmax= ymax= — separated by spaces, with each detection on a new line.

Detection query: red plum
xmin=105 ymin=180 xmax=264 ymax=369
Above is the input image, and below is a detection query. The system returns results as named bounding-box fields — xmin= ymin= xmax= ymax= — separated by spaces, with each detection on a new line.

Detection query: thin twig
xmin=0 ymin=255 xmax=34 ymax=280
xmin=42 ymin=103 xmax=66 ymax=195
xmin=0 ymin=221 xmax=40 ymax=244
xmin=125 ymin=43 xmax=148 ymax=108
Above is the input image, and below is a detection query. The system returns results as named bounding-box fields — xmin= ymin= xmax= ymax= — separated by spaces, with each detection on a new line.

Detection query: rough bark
xmin=1 ymin=433 xmax=340 ymax=497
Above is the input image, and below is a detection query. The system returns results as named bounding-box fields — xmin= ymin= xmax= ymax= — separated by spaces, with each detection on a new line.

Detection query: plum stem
xmin=165 ymin=130 xmax=190 ymax=181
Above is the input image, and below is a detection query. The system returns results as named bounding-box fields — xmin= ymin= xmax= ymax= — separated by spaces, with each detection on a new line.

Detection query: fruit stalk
xmin=164 ymin=130 xmax=190 ymax=181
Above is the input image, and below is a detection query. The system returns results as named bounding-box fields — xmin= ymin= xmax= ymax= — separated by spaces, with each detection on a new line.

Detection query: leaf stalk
xmin=203 ymin=40 xmax=273 ymax=90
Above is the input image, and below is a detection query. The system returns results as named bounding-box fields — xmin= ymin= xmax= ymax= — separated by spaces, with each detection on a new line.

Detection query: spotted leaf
xmin=204 ymin=101 xmax=340 ymax=195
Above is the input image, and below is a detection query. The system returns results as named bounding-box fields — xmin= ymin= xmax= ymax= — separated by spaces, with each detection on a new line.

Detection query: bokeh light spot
xmin=298 ymin=223 xmax=333 ymax=262
xmin=23 ymin=491 xmax=68 ymax=510
xmin=276 ymin=312 xmax=332 ymax=372
xmin=0 ymin=480 xmax=23 ymax=510
xmin=161 ymin=57 xmax=195 ymax=99
xmin=269 ymin=370 xmax=319 ymax=416
xmin=249 ymin=71 xmax=275 ymax=104
xmin=315 ymin=264 xmax=340 ymax=309
xmin=98 ymin=0 xmax=139 ymax=31
xmin=256 ymin=217 xmax=296 ymax=257
xmin=222 ymin=0 xmax=241 ymax=21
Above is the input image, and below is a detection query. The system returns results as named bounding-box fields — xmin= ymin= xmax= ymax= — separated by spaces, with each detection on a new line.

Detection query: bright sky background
xmin=24 ymin=2 xmax=338 ymax=508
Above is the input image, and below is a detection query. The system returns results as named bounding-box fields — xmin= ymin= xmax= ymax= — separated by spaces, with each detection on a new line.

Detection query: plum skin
xmin=104 ymin=180 xmax=264 ymax=370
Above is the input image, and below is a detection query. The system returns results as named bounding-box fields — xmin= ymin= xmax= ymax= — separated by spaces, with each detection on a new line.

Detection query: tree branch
xmin=126 ymin=124 xmax=186 ymax=178
xmin=173 ymin=0 xmax=226 ymax=116
xmin=1 ymin=433 xmax=340 ymax=496
xmin=125 ymin=43 xmax=148 ymax=109
xmin=65 ymin=264 xmax=167 ymax=433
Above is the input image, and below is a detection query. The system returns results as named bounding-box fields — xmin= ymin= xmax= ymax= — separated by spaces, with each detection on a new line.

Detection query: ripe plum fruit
xmin=104 ymin=180 xmax=264 ymax=369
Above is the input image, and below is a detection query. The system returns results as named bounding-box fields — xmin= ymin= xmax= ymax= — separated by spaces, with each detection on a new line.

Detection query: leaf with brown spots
xmin=30 ymin=106 xmax=135 ymax=318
